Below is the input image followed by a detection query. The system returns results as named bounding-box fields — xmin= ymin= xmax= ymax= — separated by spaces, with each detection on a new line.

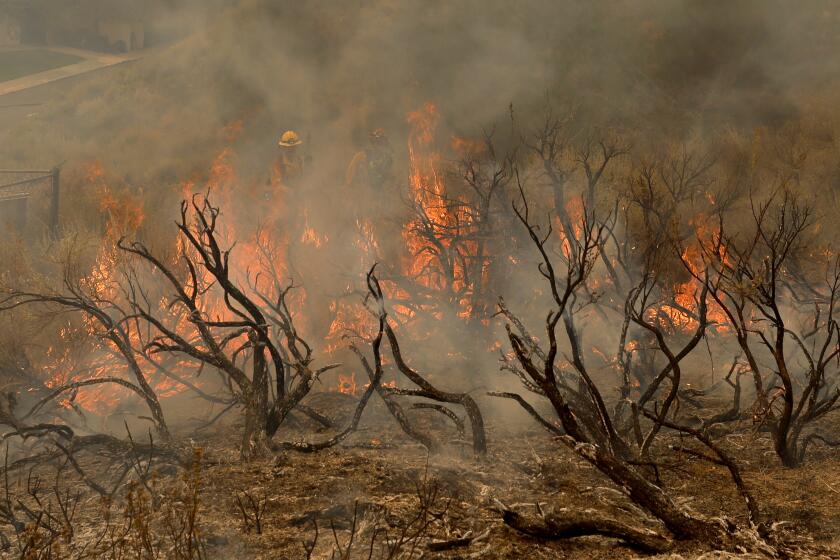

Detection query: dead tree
xmin=396 ymin=131 xmax=514 ymax=326
xmin=118 ymin=195 xmax=339 ymax=458
xmin=0 ymin=429 xmax=204 ymax=559
xmin=590 ymin=147 xmax=723 ymax=429
xmin=455 ymin=135 xmax=516 ymax=321
xmin=491 ymin=184 xmax=766 ymax=550
xmin=0 ymin=269 xmax=171 ymax=441
xmin=700 ymin=189 xmax=840 ymax=467
xmin=271 ymin=267 xmax=386 ymax=452
xmin=519 ymin=115 xmax=719 ymax=414
xmin=1 ymin=194 xmax=377 ymax=459
xmin=522 ymin=109 xmax=626 ymax=281
xmin=352 ymin=271 xmax=487 ymax=457
xmin=623 ymin=264 xmax=719 ymax=465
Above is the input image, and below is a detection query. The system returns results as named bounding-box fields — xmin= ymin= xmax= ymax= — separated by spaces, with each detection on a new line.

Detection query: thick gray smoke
xmin=3 ymin=0 xmax=840 ymax=426
xmin=6 ymin=0 xmax=840 ymax=176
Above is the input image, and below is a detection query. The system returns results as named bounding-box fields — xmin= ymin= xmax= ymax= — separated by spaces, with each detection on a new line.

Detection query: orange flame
xmin=337 ymin=373 xmax=357 ymax=395
xmin=658 ymin=213 xmax=730 ymax=332
xmin=402 ymin=103 xmax=482 ymax=318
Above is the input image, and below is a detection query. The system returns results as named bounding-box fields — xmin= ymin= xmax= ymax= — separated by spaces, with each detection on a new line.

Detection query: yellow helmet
xmin=278 ymin=130 xmax=303 ymax=147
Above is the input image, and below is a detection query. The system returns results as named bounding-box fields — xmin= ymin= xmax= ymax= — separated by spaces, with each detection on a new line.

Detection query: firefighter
xmin=268 ymin=130 xmax=330 ymax=338
xmin=272 ymin=130 xmax=306 ymax=188
xmin=343 ymin=128 xmax=403 ymax=266
xmin=344 ymin=127 xmax=395 ymax=229
xmin=255 ymin=129 xmax=304 ymax=227
xmin=344 ymin=128 xmax=394 ymax=193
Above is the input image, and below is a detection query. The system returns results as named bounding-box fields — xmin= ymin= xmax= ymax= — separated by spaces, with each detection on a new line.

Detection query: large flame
xmin=403 ymin=102 xmax=450 ymax=289
xmin=45 ymin=164 xmax=188 ymax=414
xmin=658 ymin=212 xmax=730 ymax=333
xmin=402 ymin=102 xmax=481 ymax=318
xmin=45 ymin=107 xmax=497 ymax=414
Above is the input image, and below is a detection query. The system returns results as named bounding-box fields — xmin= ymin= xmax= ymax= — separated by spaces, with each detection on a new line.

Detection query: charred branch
xmin=272 ymin=268 xmax=385 ymax=452
xmin=498 ymin=503 xmax=673 ymax=553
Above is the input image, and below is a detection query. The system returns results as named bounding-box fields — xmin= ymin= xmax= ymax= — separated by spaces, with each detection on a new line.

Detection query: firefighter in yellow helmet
xmin=271 ymin=130 xmax=306 ymax=189
xmin=279 ymin=129 xmax=303 ymax=147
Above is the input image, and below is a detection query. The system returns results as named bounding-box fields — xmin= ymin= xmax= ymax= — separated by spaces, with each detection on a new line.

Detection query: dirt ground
xmin=180 ymin=393 xmax=840 ymax=560
xmin=2 ymin=392 xmax=837 ymax=559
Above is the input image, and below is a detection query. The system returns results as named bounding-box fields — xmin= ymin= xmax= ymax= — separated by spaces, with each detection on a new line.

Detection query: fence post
xmin=50 ymin=167 xmax=60 ymax=235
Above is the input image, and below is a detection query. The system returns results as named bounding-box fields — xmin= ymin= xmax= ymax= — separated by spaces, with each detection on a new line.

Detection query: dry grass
xmin=0 ymin=49 xmax=83 ymax=83
xmin=169 ymin=397 xmax=840 ymax=559
xmin=0 ymin=393 xmax=835 ymax=559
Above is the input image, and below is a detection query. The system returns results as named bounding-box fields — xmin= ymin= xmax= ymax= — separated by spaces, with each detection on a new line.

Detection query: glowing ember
xmin=337 ymin=373 xmax=357 ymax=395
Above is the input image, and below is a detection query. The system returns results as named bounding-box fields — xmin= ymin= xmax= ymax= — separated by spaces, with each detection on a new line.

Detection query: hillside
xmin=1 ymin=4 xmax=840 ymax=558
xmin=7 ymin=0 xmax=840 ymax=184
